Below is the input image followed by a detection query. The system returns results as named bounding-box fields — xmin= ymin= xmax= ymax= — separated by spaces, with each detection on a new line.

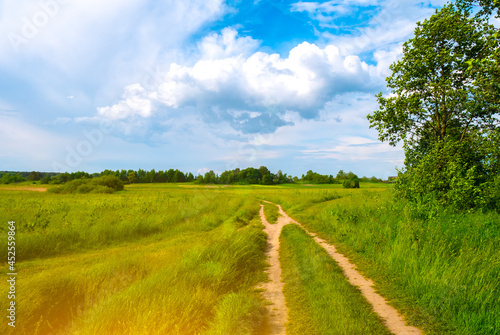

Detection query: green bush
xmin=343 ymin=179 xmax=360 ymax=189
xmin=395 ymin=139 xmax=495 ymax=210
xmin=90 ymin=175 xmax=124 ymax=191
xmin=48 ymin=176 xmax=124 ymax=194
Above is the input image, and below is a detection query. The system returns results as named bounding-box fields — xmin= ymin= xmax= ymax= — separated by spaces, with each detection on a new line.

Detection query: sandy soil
xmin=258 ymin=204 xmax=290 ymax=335
xmin=275 ymin=203 xmax=422 ymax=335
xmin=1 ymin=187 xmax=47 ymax=192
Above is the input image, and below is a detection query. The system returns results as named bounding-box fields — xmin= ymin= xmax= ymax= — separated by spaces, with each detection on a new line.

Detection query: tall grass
xmin=0 ymin=185 xmax=267 ymax=335
xmin=1 ymin=184 xmax=497 ymax=334
xmin=263 ymin=187 xmax=500 ymax=334
xmin=280 ymin=224 xmax=391 ymax=335
xmin=262 ymin=202 xmax=280 ymax=224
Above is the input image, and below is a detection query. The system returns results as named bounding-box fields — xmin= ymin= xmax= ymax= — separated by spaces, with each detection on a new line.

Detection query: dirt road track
xmin=258 ymin=204 xmax=290 ymax=335
xmin=258 ymin=201 xmax=422 ymax=335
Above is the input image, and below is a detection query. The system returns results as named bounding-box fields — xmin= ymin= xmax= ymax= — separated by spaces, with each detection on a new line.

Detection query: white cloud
xmin=98 ymin=28 xmax=379 ymax=129
xmin=198 ymin=27 xmax=261 ymax=60
xmin=98 ymin=84 xmax=155 ymax=120
xmin=0 ymin=0 xmax=227 ymax=111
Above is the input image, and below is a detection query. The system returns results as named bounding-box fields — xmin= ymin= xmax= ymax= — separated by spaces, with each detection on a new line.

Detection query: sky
xmin=0 ymin=0 xmax=453 ymax=178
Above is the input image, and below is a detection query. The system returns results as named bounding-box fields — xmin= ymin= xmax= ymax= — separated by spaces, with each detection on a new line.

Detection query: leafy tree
xmin=118 ymin=169 xmax=128 ymax=181
xmin=336 ymin=170 xmax=348 ymax=180
xmin=368 ymin=3 xmax=499 ymax=163
xmin=261 ymin=174 xmax=273 ymax=185
xmin=342 ymin=173 xmax=360 ymax=189
xmin=343 ymin=179 xmax=360 ymax=189
xmin=456 ymin=0 xmax=500 ymax=17
xmin=0 ymin=173 xmax=26 ymax=184
xmin=128 ymin=171 xmax=138 ymax=184
xmin=258 ymin=166 xmax=270 ymax=178
xmin=27 ymin=171 xmax=41 ymax=181
xmin=368 ymin=3 xmax=500 ymax=209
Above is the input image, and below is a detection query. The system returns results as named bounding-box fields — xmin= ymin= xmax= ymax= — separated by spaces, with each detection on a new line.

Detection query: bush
xmin=48 ymin=176 xmax=124 ymax=194
xmin=395 ymin=139 xmax=496 ymax=210
xmin=90 ymin=175 xmax=125 ymax=191
xmin=343 ymin=179 xmax=360 ymax=189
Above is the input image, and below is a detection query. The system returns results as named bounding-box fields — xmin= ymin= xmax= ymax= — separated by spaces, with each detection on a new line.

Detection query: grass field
xmin=257 ymin=185 xmax=500 ymax=335
xmin=280 ymin=224 xmax=391 ymax=335
xmin=0 ymin=182 xmax=498 ymax=334
xmin=0 ymin=184 xmax=267 ymax=335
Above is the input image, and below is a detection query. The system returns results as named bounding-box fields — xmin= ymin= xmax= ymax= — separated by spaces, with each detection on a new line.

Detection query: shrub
xmin=395 ymin=139 xmax=496 ymax=210
xmin=90 ymin=175 xmax=125 ymax=191
xmin=48 ymin=176 xmax=124 ymax=194
xmin=343 ymin=179 xmax=360 ymax=189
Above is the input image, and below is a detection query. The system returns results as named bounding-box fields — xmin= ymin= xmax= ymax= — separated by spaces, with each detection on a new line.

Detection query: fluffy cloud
xmin=97 ymin=84 xmax=155 ymax=120
xmin=98 ymin=27 xmax=379 ymax=133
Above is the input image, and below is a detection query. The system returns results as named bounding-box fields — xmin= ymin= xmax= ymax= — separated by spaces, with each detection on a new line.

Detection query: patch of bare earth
xmin=275 ymin=203 xmax=422 ymax=335
xmin=258 ymin=204 xmax=290 ymax=335
xmin=1 ymin=187 xmax=47 ymax=192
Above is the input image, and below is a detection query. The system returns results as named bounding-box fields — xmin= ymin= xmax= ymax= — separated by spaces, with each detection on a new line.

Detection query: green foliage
xmin=342 ymin=172 xmax=360 ymax=189
xmin=343 ymin=179 xmax=360 ymax=189
xmin=396 ymin=140 xmax=479 ymax=209
xmin=280 ymin=224 xmax=391 ymax=335
xmin=0 ymin=173 xmax=25 ymax=184
xmin=196 ymin=166 xmax=293 ymax=185
xmin=301 ymin=170 xmax=336 ymax=184
xmin=48 ymin=176 xmax=124 ymax=194
xmin=368 ymin=3 xmax=500 ymax=210
xmin=270 ymin=187 xmax=500 ymax=334
xmin=368 ymin=4 xmax=499 ymax=151
xmin=27 ymin=171 xmax=41 ymax=181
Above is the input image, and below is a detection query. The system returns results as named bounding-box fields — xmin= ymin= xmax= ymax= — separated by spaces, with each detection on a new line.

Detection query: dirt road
xmin=258 ymin=201 xmax=422 ymax=335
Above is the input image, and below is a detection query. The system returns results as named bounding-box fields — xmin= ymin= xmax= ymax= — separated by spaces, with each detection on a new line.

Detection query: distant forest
xmin=0 ymin=168 xmax=384 ymax=186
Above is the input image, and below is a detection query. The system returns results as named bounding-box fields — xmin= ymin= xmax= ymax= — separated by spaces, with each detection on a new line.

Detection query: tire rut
xmin=258 ymin=201 xmax=422 ymax=335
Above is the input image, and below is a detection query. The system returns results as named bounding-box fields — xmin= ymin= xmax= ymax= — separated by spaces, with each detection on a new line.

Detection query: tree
xmin=27 ymin=171 xmax=41 ymax=181
xmin=336 ymin=170 xmax=348 ymax=180
xmin=368 ymin=4 xmax=499 ymax=164
xmin=456 ymin=0 xmax=499 ymax=18
xmin=128 ymin=171 xmax=137 ymax=184
xmin=368 ymin=3 xmax=500 ymax=210
xmin=258 ymin=166 xmax=270 ymax=178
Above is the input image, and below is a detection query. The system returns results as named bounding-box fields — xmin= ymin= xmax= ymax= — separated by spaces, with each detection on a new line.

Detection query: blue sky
xmin=0 ymin=0 xmax=456 ymax=178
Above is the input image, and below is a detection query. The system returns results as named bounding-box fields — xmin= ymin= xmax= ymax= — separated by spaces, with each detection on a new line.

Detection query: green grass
xmin=0 ymin=185 xmax=267 ymax=335
xmin=280 ymin=224 xmax=391 ymax=335
xmin=0 ymin=183 xmax=498 ymax=334
xmin=259 ymin=187 xmax=500 ymax=334
xmin=262 ymin=202 xmax=280 ymax=224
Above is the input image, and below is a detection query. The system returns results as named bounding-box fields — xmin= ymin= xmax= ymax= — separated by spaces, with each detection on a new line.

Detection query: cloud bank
xmin=98 ymin=27 xmax=380 ymax=134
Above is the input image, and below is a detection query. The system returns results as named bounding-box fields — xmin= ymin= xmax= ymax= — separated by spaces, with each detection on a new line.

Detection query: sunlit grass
xmin=0 ymin=183 xmax=497 ymax=334
xmin=263 ymin=187 xmax=500 ymax=334
xmin=262 ymin=202 xmax=280 ymax=224
xmin=280 ymin=224 xmax=391 ymax=335
xmin=0 ymin=185 xmax=267 ymax=335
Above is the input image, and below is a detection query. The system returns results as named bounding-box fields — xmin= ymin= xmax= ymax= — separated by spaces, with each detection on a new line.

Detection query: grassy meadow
xmin=257 ymin=185 xmax=500 ymax=335
xmin=0 ymin=184 xmax=268 ymax=335
xmin=0 ymin=182 xmax=498 ymax=334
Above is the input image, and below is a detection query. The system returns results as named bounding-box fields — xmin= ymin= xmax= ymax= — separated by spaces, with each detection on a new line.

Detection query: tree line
xmin=1 ymin=168 xmax=382 ymax=186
